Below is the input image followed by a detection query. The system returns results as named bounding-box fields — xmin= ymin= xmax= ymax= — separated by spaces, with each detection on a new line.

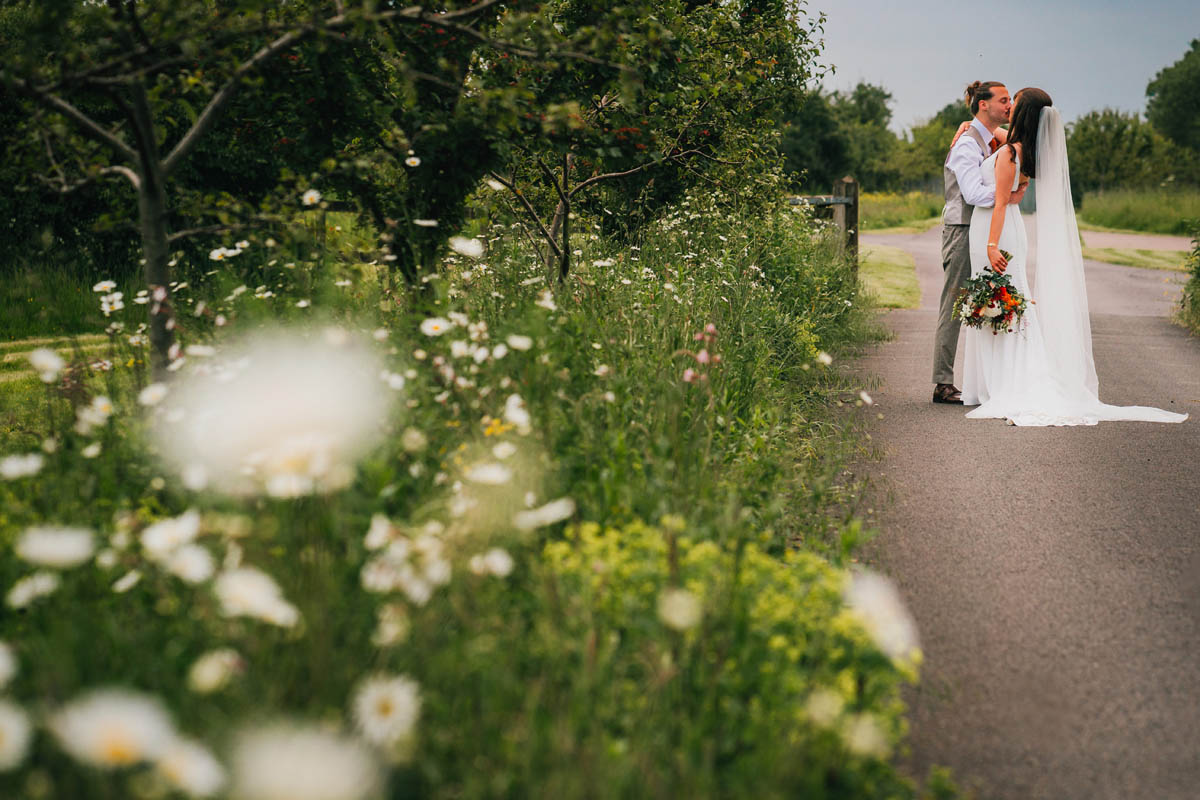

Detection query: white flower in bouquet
xmin=187 ymin=649 xmax=243 ymax=694
xmin=156 ymin=737 xmax=227 ymax=798
xmin=982 ymin=303 xmax=1003 ymax=318
xmin=352 ymin=674 xmax=421 ymax=748
xmin=229 ymin=724 xmax=382 ymax=800
xmin=15 ymin=526 xmax=95 ymax=569
xmin=214 ymin=568 xmax=300 ymax=628
xmin=155 ymin=329 xmax=390 ymax=498
xmin=50 ymin=689 xmax=176 ymax=768
xmin=0 ymin=699 xmax=32 ymax=771
xmin=842 ymin=569 xmax=920 ymax=665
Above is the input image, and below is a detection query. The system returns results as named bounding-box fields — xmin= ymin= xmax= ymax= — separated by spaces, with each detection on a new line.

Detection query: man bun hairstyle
xmin=966 ymin=81 xmax=1005 ymax=115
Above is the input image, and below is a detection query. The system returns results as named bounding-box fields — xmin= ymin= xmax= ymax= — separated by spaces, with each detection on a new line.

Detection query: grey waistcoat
xmin=943 ymin=127 xmax=990 ymax=226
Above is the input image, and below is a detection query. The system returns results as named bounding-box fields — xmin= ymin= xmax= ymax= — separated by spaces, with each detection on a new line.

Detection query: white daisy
xmin=419 ymin=317 xmax=453 ymax=336
xmin=843 ymin=569 xmax=920 ymax=665
xmin=187 ymin=649 xmax=243 ymax=694
xmin=505 ymin=334 xmax=533 ymax=351
xmin=50 ymin=689 xmax=176 ymax=768
xmin=448 ymin=236 xmax=484 ymax=259
xmin=513 ymin=497 xmax=575 ymax=531
xmin=301 ymin=189 xmax=322 ymax=206
xmin=112 ymin=570 xmax=142 ymax=593
xmin=371 ymin=603 xmax=410 ymax=647
xmin=15 ymin=526 xmax=95 ymax=569
xmin=404 ymin=156 xmax=421 ymax=167
xmin=352 ymin=675 xmax=421 ymax=748
xmin=6 ymin=571 xmax=61 ymax=608
xmin=0 ymin=453 xmax=44 ymax=480
xmin=166 ymin=544 xmax=216 ymax=584
xmin=0 ymin=699 xmax=32 ymax=771
xmin=412 ymin=219 xmax=438 ymax=227
xmin=502 ymin=394 xmax=532 ymax=434
xmin=229 ymin=724 xmax=382 ymax=800
xmin=141 ymin=510 xmax=202 ymax=562
xmin=213 ymin=568 xmax=300 ymax=628
xmin=156 ymin=737 xmax=227 ymax=798
xmin=29 ymin=348 xmax=65 ymax=382
xmin=0 ymin=641 xmax=16 ymax=690
xmin=138 ymin=382 xmax=169 ymax=407
xmin=657 ymin=587 xmax=702 ymax=631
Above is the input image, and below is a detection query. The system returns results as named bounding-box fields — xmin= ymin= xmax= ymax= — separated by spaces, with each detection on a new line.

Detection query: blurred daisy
xmin=0 ymin=453 xmax=44 ymax=480
xmin=165 ymin=544 xmax=216 ymax=584
xmin=187 ymin=649 xmax=244 ymax=694
xmin=0 ymin=641 xmax=16 ymax=690
xmin=138 ymin=382 xmax=169 ymax=407
xmin=843 ymin=569 xmax=920 ymax=665
xmin=6 ymin=571 xmax=61 ymax=608
xmin=214 ymin=568 xmax=300 ymax=628
xmin=229 ymin=724 xmax=382 ymax=800
xmin=816 ymin=351 xmax=833 ymax=366
xmin=448 ymin=236 xmax=484 ymax=259
xmin=502 ymin=394 xmax=531 ymax=434
xmin=371 ymin=603 xmax=410 ymax=647
xmin=420 ymin=317 xmax=452 ymax=337
xmin=92 ymin=280 xmax=117 ymax=293
xmin=404 ymin=156 xmax=421 ymax=167
xmin=141 ymin=510 xmax=202 ymax=562
xmin=804 ymin=688 xmax=845 ymax=728
xmin=155 ymin=330 xmax=390 ymax=498
xmin=534 ymin=289 xmax=557 ymax=311
xmin=29 ymin=348 xmax=65 ymax=382
xmin=657 ymin=587 xmax=702 ymax=631
xmin=468 ymin=548 xmax=514 ymax=578
xmin=0 ymin=700 xmax=32 ymax=771
xmin=301 ymin=189 xmax=322 ymax=206
xmin=50 ymin=689 xmax=176 ymax=768
xmin=842 ymin=713 xmax=890 ymax=758
xmin=513 ymin=497 xmax=575 ymax=531
xmin=413 ymin=219 xmax=438 ymax=227
xmin=15 ymin=526 xmax=95 ymax=569
xmin=465 ymin=462 xmax=511 ymax=485
xmin=352 ymin=674 xmax=421 ymax=747
xmin=157 ymin=737 xmax=227 ymax=798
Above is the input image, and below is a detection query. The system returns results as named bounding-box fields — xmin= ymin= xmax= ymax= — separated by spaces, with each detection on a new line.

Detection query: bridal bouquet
xmin=953 ymin=253 xmax=1029 ymax=334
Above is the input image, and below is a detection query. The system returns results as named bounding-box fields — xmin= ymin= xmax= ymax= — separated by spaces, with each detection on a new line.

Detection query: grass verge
xmin=1079 ymin=188 xmax=1200 ymax=235
xmin=1081 ymin=247 xmax=1188 ymax=271
xmin=859 ymin=245 xmax=920 ymax=309
xmin=860 ymin=192 xmax=942 ymax=231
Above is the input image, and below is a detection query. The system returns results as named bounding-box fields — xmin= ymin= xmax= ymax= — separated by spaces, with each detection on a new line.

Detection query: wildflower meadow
xmin=0 ymin=1 xmax=960 ymax=798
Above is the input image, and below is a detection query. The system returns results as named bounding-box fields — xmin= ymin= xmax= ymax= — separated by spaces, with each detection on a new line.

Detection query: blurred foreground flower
xmin=0 ymin=453 xmax=44 ymax=480
xmin=513 ymin=497 xmax=575 ymax=531
xmin=5 ymin=571 xmax=61 ymax=608
xmin=157 ymin=737 xmax=227 ymax=797
xmin=657 ymin=587 xmax=702 ymax=631
xmin=188 ymin=648 xmax=244 ymax=694
xmin=448 ymin=236 xmax=484 ymax=259
xmin=0 ymin=699 xmax=32 ymax=771
xmin=214 ymin=568 xmax=300 ymax=628
xmin=50 ymin=689 xmax=175 ymax=768
xmin=230 ymin=724 xmax=382 ymax=800
xmin=28 ymin=348 xmax=64 ymax=383
xmin=155 ymin=329 xmax=390 ymax=498
xmin=843 ymin=569 xmax=920 ymax=666
xmin=0 ymin=642 xmax=16 ymax=690
xmin=15 ymin=526 xmax=95 ymax=569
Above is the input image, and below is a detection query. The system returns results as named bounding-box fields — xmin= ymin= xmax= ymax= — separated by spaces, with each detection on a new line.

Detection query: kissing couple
xmin=932 ymin=81 xmax=1186 ymax=426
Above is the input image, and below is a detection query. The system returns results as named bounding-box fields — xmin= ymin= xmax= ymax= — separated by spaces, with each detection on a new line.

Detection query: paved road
xmin=1081 ymin=229 xmax=1193 ymax=252
xmin=857 ymin=223 xmax=1200 ymax=800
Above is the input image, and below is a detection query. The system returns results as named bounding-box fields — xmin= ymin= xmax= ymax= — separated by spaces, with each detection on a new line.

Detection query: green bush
xmin=1180 ymin=227 xmax=1200 ymax=333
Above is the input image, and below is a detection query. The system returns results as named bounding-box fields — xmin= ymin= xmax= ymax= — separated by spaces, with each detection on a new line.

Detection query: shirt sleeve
xmin=948 ymin=138 xmax=994 ymax=208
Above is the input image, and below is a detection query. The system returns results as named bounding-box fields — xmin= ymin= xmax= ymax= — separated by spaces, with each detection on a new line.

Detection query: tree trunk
xmin=559 ymin=153 xmax=571 ymax=282
xmin=129 ymin=84 xmax=175 ymax=380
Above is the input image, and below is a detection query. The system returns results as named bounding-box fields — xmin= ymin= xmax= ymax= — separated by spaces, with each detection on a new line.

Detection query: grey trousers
xmin=933 ymin=224 xmax=971 ymax=385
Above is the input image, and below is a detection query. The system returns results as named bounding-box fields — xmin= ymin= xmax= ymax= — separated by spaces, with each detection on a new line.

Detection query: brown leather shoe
xmin=933 ymin=383 xmax=963 ymax=404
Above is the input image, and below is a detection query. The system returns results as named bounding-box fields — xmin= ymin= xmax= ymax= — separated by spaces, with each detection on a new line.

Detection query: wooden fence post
xmin=832 ymin=176 xmax=858 ymax=272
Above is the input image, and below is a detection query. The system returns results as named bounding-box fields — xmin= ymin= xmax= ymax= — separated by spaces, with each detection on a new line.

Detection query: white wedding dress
xmin=961 ymin=108 xmax=1187 ymax=426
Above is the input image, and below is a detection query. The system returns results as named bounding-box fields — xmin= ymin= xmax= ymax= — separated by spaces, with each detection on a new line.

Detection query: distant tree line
xmin=779 ymin=37 xmax=1200 ymax=195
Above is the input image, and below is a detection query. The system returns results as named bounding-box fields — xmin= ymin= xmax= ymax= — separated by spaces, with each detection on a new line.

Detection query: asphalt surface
xmin=857 ymin=222 xmax=1200 ymax=800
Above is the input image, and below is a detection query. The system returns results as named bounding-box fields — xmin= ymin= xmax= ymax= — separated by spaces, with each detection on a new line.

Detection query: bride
xmin=961 ymin=87 xmax=1188 ymax=426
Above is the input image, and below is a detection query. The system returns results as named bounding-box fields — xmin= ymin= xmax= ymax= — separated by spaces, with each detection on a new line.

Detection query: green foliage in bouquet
xmin=952 ymin=255 xmax=1029 ymax=334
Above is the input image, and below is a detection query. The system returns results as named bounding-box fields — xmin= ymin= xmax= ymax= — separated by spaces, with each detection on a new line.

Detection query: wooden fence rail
xmin=789 ymin=175 xmax=859 ymax=275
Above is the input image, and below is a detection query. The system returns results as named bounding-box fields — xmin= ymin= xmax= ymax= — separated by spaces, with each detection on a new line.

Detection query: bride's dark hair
xmin=1007 ymin=87 xmax=1053 ymax=179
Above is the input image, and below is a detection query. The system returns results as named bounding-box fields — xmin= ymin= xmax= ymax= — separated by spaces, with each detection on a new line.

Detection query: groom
xmin=933 ymin=81 xmax=1024 ymax=404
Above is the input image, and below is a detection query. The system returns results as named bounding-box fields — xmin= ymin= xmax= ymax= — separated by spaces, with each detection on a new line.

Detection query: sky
xmin=814 ymin=0 xmax=1200 ymax=134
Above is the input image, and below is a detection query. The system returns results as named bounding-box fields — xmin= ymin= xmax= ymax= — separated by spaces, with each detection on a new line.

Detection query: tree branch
xmin=9 ymin=77 xmax=139 ymax=164
xmin=487 ymin=171 xmax=562 ymax=260
xmin=568 ymin=149 xmax=703 ymax=197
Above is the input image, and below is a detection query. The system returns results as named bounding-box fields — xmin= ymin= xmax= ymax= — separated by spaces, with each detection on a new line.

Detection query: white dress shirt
xmin=947 ymin=118 xmax=996 ymax=209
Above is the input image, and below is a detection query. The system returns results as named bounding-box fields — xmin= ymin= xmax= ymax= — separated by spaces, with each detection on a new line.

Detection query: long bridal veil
xmin=1033 ymin=107 xmax=1099 ymax=400
xmin=1032 ymin=106 xmax=1186 ymax=423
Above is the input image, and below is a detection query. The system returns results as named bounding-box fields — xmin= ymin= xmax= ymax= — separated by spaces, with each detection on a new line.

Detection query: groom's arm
xmin=947 ymin=139 xmax=993 ymax=208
